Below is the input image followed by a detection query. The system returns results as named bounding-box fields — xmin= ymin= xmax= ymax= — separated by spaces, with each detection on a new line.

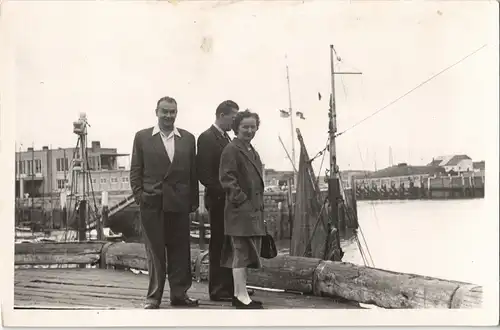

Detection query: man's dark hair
xmin=156 ymin=96 xmax=177 ymax=108
xmin=232 ymin=109 xmax=260 ymax=134
xmin=215 ymin=100 xmax=239 ymax=117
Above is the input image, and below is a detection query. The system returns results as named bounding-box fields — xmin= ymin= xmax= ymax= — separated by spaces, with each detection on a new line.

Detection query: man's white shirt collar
xmin=152 ymin=125 xmax=181 ymax=138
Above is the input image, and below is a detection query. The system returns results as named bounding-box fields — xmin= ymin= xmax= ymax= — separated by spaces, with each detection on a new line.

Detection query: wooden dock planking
xmin=14 ymin=268 xmax=361 ymax=310
xmin=14 ymin=242 xmax=483 ymax=309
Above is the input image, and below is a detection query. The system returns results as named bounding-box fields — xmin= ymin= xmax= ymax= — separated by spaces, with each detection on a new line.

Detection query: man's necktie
xmin=223 ymin=132 xmax=231 ymax=142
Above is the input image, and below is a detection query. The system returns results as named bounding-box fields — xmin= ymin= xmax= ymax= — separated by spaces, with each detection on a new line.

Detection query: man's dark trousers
xmin=196 ymin=125 xmax=234 ymax=298
xmin=207 ymin=196 xmax=234 ymax=297
xmin=140 ymin=201 xmax=192 ymax=305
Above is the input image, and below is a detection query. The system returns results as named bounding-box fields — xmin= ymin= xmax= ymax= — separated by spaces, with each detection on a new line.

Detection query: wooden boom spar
xmin=15 ymin=242 xmax=482 ymax=309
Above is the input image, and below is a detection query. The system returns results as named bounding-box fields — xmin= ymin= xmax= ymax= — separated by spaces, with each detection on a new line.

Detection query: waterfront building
xmin=427 ymin=154 xmax=473 ymax=173
xmin=15 ymin=141 xmax=129 ymax=198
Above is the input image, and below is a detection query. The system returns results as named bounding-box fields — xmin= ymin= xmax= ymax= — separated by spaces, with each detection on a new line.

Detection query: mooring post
xmin=287 ymin=179 xmax=294 ymax=246
xmin=77 ymin=196 xmax=87 ymax=268
xmin=349 ymin=175 xmax=359 ymax=229
xmin=198 ymin=210 xmax=206 ymax=250
xmin=99 ymin=191 xmax=108 ymax=241
xmin=427 ymin=177 xmax=432 ymax=199
xmin=461 ymin=175 xmax=466 ymax=198
xmin=60 ymin=192 xmax=67 ymax=229
xmin=78 ymin=200 xmax=87 ymax=242
xmin=278 ymin=200 xmax=284 ymax=240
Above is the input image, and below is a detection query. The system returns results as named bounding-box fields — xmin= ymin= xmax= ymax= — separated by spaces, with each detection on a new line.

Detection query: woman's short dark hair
xmin=232 ymin=109 xmax=260 ymax=134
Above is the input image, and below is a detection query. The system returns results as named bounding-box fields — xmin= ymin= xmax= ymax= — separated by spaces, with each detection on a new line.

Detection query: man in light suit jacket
xmin=130 ymin=96 xmax=199 ymax=309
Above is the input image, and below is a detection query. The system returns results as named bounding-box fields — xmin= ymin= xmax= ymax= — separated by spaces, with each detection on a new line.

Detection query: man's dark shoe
xmin=170 ymin=297 xmax=199 ymax=307
xmin=144 ymin=303 xmax=160 ymax=309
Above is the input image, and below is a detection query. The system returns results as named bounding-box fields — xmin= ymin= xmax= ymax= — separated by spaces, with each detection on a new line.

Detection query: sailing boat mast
xmin=328 ymin=45 xmax=362 ymax=228
xmin=30 ymin=142 xmax=34 ymax=229
xmin=285 ymin=57 xmax=297 ymax=186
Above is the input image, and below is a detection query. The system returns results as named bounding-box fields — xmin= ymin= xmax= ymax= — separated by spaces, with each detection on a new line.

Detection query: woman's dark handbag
xmin=261 ymin=233 xmax=278 ymax=259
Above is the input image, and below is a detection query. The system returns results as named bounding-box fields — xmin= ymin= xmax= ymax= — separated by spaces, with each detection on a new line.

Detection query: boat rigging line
xmin=307 ymin=140 xmax=329 ymax=164
xmin=304 ymin=138 xmax=375 ymax=266
xmin=338 ymin=175 xmax=375 ymax=268
xmin=334 ymin=43 xmax=488 ymax=138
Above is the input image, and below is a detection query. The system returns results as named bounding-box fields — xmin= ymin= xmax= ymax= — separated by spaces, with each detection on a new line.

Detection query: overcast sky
xmin=4 ymin=1 xmax=499 ymax=175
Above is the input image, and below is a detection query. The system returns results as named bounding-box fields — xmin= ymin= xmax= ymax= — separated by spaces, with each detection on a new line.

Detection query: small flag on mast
xmin=279 ymin=109 xmax=290 ymax=118
xmin=296 ymin=111 xmax=305 ymax=120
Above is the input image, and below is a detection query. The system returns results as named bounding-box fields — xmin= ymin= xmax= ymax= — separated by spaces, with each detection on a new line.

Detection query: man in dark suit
xmin=130 ymin=96 xmax=199 ymax=309
xmin=196 ymin=100 xmax=245 ymax=301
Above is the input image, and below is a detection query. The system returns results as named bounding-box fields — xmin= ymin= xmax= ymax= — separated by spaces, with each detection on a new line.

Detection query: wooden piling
xmin=78 ymin=200 xmax=87 ymax=242
xmin=427 ymin=177 xmax=432 ymax=199
xmin=98 ymin=191 xmax=108 ymax=241
xmin=60 ymin=192 xmax=68 ymax=229
xmin=198 ymin=211 xmax=206 ymax=250
xmin=350 ymin=176 xmax=358 ymax=222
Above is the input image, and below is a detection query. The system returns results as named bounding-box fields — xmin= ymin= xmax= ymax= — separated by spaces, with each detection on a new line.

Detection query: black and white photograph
xmin=1 ymin=0 xmax=498 ymax=327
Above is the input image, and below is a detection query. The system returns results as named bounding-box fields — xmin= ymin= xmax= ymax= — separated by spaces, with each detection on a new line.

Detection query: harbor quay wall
xmin=351 ymin=173 xmax=485 ymax=200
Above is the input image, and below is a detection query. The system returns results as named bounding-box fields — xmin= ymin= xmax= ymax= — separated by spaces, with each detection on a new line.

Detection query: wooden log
xmin=314 ymin=261 xmax=482 ymax=309
xmin=102 ymin=242 xmax=149 ymax=270
xmin=100 ymin=242 xmax=482 ymax=309
xmin=248 ymin=255 xmax=321 ymax=293
xmin=102 ymin=242 xmax=206 ymax=276
xmin=102 ymin=243 xmax=316 ymax=293
xmin=15 ymin=242 xmax=106 ymax=266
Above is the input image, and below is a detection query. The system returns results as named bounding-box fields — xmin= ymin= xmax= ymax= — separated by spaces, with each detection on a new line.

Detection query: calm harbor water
xmin=340 ymin=198 xmax=489 ymax=284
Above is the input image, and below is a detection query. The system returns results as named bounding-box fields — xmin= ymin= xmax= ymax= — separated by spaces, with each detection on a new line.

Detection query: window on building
xmin=100 ymin=178 xmax=107 ymax=184
xmin=56 ymin=158 xmax=69 ymax=172
xmin=35 ymin=159 xmax=42 ymax=173
xmin=88 ymin=156 xmax=100 ymax=171
xmin=26 ymin=160 xmax=33 ymax=175
xmin=56 ymin=179 xmax=68 ymax=189
xmin=122 ymin=177 xmax=129 ymax=183
xmin=111 ymin=177 xmax=118 ymax=183
xmin=92 ymin=178 xmax=97 ymax=184
xmin=94 ymin=156 xmax=101 ymax=170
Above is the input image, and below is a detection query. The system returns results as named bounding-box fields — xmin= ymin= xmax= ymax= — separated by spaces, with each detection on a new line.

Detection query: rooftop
xmin=427 ymin=154 xmax=472 ymax=167
xmin=16 ymin=141 xmax=129 ymax=156
xmin=444 ymin=154 xmax=471 ymax=166
xmin=366 ymin=163 xmax=445 ymax=178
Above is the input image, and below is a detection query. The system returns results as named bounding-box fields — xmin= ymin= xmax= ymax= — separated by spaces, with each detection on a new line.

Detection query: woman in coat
xmin=219 ymin=109 xmax=265 ymax=309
